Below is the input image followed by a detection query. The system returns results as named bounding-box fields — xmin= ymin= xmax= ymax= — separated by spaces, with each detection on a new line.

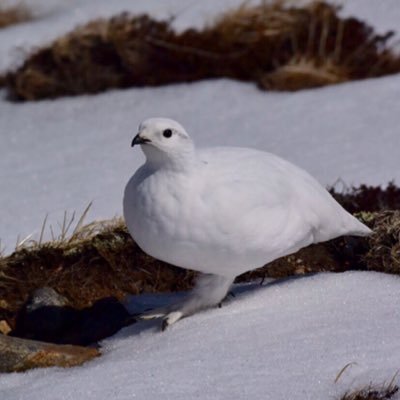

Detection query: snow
xmin=1 ymin=272 xmax=400 ymax=399
xmin=340 ymin=0 xmax=400 ymax=34
xmin=1 ymin=1 xmax=400 ymax=398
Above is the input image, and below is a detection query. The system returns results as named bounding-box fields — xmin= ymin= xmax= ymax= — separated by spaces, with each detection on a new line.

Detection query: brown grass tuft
xmin=0 ymin=4 xmax=31 ymax=29
xmin=330 ymin=182 xmax=400 ymax=214
xmin=362 ymin=211 xmax=400 ymax=275
xmin=5 ymin=1 xmax=400 ymax=100
xmin=339 ymin=383 xmax=399 ymax=400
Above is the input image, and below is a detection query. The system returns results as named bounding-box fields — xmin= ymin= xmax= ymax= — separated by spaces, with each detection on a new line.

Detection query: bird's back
xmin=199 ymin=146 xmax=370 ymax=241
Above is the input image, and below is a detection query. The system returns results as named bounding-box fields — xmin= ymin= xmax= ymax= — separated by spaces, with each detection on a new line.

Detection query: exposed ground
xmin=4 ymin=1 xmax=400 ymax=100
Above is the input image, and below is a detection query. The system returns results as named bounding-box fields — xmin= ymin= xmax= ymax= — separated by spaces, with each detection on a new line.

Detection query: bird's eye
xmin=163 ymin=129 xmax=172 ymax=138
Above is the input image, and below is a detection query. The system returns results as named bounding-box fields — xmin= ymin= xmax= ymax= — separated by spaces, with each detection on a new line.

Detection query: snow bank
xmin=1 ymin=272 xmax=399 ymax=399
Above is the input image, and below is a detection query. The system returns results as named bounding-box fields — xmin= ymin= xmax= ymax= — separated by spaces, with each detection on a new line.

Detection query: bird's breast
xmin=125 ymin=170 xmax=205 ymax=249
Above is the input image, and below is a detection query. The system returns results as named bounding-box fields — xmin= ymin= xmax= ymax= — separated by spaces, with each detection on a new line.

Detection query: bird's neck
xmin=142 ymin=145 xmax=197 ymax=173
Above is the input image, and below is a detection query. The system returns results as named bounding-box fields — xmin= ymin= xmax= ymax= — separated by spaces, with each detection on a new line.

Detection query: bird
xmin=123 ymin=117 xmax=371 ymax=330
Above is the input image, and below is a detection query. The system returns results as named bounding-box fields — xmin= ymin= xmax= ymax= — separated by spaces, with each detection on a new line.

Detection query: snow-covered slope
xmin=1 ymin=75 xmax=399 ymax=252
xmin=1 ymin=272 xmax=399 ymax=399
xmin=1 ymin=1 xmax=400 ymax=399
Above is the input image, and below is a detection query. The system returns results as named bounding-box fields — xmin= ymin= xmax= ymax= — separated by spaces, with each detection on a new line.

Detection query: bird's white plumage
xmin=123 ymin=118 xmax=371 ymax=328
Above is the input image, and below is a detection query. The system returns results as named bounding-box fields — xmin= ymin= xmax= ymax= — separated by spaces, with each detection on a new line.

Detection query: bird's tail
xmin=345 ymin=214 xmax=372 ymax=237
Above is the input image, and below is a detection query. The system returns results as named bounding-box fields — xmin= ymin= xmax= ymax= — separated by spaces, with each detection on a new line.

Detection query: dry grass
xmin=330 ymin=182 xmax=400 ymax=214
xmin=335 ymin=366 xmax=400 ymax=400
xmin=0 ymin=4 xmax=31 ymax=29
xmin=5 ymin=1 xmax=400 ymax=100
xmin=339 ymin=383 xmax=399 ymax=400
xmin=363 ymin=211 xmax=400 ymax=275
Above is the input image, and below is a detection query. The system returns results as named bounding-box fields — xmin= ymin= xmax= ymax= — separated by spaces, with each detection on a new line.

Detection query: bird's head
xmin=132 ymin=118 xmax=195 ymax=169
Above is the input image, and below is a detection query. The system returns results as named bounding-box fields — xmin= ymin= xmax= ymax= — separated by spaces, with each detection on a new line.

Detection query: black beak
xmin=131 ymin=133 xmax=151 ymax=147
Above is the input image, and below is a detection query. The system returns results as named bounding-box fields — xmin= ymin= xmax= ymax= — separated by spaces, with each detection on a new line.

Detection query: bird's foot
xmin=139 ymin=306 xmax=185 ymax=330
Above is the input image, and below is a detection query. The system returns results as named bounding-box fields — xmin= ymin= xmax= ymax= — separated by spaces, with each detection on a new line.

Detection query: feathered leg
xmin=140 ymin=273 xmax=234 ymax=330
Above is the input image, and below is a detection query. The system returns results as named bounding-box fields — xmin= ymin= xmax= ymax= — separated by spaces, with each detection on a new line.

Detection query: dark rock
xmin=62 ymin=297 xmax=134 ymax=346
xmin=25 ymin=287 xmax=69 ymax=310
xmin=12 ymin=287 xmax=77 ymax=343
xmin=12 ymin=288 xmax=135 ymax=346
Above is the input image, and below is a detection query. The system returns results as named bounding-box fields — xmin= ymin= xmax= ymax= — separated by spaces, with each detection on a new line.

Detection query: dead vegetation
xmin=0 ymin=218 xmax=195 ymax=324
xmin=329 ymin=182 xmax=400 ymax=214
xmin=363 ymin=211 xmax=400 ymax=275
xmin=0 ymin=4 xmax=31 ymax=29
xmin=339 ymin=383 xmax=399 ymax=400
xmin=5 ymin=1 xmax=400 ymax=100
xmin=0 ymin=184 xmax=399 ymax=327
xmin=336 ymin=365 xmax=399 ymax=400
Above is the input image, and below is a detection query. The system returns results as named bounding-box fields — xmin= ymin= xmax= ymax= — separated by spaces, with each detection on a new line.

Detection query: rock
xmin=12 ymin=287 xmax=77 ymax=343
xmin=12 ymin=287 xmax=135 ymax=346
xmin=25 ymin=287 xmax=70 ymax=310
xmin=0 ymin=334 xmax=100 ymax=372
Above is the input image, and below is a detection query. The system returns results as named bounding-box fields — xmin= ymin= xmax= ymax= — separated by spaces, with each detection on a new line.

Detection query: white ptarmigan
xmin=123 ymin=118 xmax=371 ymax=329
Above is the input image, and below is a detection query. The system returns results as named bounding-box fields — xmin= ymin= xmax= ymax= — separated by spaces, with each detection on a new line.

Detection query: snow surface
xmin=1 ymin=1 xmax=400 ymax=398
xmin=1 ymin=272 xmax=400 ymax=399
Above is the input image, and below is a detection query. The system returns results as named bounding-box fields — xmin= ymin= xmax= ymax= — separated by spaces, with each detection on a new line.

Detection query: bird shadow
xmin=227 ymin=272 xmax=319 ymax=302
xmin=116 ymin=273 xmax=319 ymax=339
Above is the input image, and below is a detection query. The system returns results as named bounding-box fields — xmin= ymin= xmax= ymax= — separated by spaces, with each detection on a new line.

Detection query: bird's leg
xmin=140 ymin=273 xmax=234 ymax=330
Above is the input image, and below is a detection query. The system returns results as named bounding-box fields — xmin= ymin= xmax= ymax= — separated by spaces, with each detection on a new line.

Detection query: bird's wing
xmin=197 ymin=147 xmax=315 ymax=255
